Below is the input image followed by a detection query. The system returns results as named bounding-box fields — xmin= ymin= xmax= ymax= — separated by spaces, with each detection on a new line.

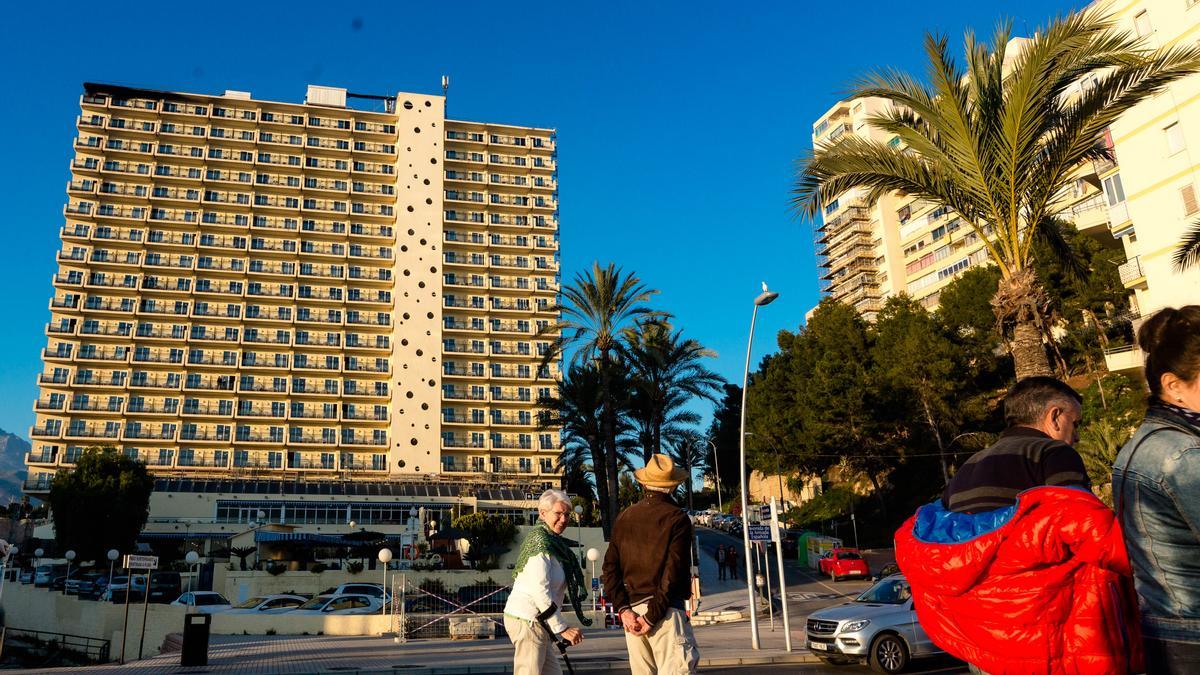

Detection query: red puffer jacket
xmin=894 ymin=487 xmax=1142 ymax=674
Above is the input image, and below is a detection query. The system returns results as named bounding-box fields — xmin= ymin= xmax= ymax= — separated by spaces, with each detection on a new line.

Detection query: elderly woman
xmin=503 ymin=489 xmax=591 ymax=675
xmin=1114 ymin=305 xmax=1200 ymax=674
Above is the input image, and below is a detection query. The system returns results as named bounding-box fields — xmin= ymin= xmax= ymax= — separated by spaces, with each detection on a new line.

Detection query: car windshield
xmin=855 ymin=578 xmax=911 ymax=605
xmin=194 ymin=594 xmax=230 ymax=606
xmin=298 ymin=596 xmax=330 ymax=610
xmin=838 ymin=551 xmax=862 ymax=560
xmin=235 ymin=597 xmax=266 ymax=609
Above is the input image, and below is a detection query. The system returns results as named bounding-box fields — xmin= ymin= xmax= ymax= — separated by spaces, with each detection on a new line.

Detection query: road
xmin=695 ymin=527 xmax=969 ymax=674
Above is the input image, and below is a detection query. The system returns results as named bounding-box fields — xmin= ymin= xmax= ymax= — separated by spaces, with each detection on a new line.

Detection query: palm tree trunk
xmin=1011 ymin=319 xmax=1052 ymax=380
xmin=599 ymin=356 xmax=620 ymax=540
xmin=992 ymin=268 xmax=1053 ymax=381
xmin=588 ymin=435 xmax=611 ymax=539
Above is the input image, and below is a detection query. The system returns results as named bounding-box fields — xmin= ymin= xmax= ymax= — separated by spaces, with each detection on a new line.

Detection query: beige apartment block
xmin=27 ymin=82 xmax=561 ymax=495
xmin=1090 ymin=0 xmax=1200 ymax=373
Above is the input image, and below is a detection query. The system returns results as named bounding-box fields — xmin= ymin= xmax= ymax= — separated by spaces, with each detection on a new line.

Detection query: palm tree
xmin=539 ymin=262 xmax=665 ymax=537
xmin=625 ymin=322 xmax=725 ymax=462
xmin=667 ymin=430 xmax=710 ymax=511
xmin=1174 ymin=222 xmax=1200 ymax=271
xmin=794 ymin=10 xmax=1200 ymax=380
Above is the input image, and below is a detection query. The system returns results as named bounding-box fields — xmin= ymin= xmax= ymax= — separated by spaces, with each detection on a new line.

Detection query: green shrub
xmin=266 ymin=563 xmax=286 ymax=576
xmin=347 ymin=561 xmax=363 ymax=575
xmin=309 ymin=563 xmax=327 ymax=574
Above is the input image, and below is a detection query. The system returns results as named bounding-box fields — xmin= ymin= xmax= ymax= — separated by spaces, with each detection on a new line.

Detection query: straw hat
xmin=634 ymin=454 xmax=688 ymax=488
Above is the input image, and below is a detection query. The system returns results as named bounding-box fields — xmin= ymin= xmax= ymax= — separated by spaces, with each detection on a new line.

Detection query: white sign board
xmin=123 ymin=554 xmax=158 ymax=570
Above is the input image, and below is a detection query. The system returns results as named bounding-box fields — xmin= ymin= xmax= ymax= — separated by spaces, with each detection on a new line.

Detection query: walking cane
xmin=535 ymin=603 xmax=577 ymax=675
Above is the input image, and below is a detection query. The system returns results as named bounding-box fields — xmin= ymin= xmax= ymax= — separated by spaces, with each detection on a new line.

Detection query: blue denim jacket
xmin=1113 ymin=406 xmax=1200 ymax=644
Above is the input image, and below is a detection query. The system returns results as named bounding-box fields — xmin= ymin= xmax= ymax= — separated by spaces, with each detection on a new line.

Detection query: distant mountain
xmin=0 ymin=430 xmax=30 ymax=504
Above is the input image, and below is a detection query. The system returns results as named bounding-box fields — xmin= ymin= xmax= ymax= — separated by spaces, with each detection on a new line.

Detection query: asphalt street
xmin=694 ymin=527 xmax=969 ymax=674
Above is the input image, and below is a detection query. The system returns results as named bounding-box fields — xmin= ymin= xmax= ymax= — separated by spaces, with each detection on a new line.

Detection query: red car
xmin=819 ymin=548 xmax=870 ymax=582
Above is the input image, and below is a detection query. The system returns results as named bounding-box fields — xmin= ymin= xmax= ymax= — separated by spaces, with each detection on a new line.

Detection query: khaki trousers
xmin=504 ymin=615 xmax=562 ymax=675
xmin=625 ymin=603 xmax=700 ymax=675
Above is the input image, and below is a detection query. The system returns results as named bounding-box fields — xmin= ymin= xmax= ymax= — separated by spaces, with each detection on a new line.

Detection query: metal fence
xmin=388 ymin=576 xmax=512 ymax=640
xmin=0 ymin=627 xmax=111 ymax=663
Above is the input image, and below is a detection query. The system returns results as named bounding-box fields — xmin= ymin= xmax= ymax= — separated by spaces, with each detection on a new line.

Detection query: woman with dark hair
xmin=1114 ymin=305 xmax=1200 ymax=674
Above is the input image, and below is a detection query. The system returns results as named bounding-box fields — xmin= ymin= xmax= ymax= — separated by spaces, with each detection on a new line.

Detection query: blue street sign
xmin=592 ymin=577 xmax=599 ymax=591
xmin=748 ymin=524 xmax=772 ymax=542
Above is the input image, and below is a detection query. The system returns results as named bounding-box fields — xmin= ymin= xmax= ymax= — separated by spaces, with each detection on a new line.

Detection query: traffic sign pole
xmin=771 ymin=497 xmax=793 ymax=651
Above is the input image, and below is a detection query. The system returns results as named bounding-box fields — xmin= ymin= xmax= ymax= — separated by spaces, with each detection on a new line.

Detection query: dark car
xmin=73 ymin=572 xmax=107 ymax=598
xmin=146 ymin=571 xmax=182 ymax=603
xmin=51 ymin=568 xmax=83 ymax=592
xmin=780 ymin=530 xmax=802 ymax=559
xmin=455 ymin=584 xmax=511 ymax=614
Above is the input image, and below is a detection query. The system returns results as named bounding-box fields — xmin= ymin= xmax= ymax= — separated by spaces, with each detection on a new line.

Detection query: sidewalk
xmin=17 ymin=620 xmax=819 ymax=674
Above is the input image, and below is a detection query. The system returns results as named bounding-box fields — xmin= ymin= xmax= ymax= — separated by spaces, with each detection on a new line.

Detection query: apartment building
xmin=26 ymin=82 xmax=562 ymax=497
xmin=811 ymin=98 xmax=906 ymax=321
xmin=813 ymin=5 xmax=1200 ymax=332
xmin=1091 ymin=0 xmax=1200 ymax=373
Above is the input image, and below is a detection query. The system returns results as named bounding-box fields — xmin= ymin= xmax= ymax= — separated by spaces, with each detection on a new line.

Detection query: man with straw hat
xmin=601 ymin=454 xmax=699 ymax=674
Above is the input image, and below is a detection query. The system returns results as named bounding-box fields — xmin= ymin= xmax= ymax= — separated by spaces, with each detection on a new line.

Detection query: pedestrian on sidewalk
xmin=725 ymin=545 xmax=738 ymax=580
xmin=601 ymin=454 xmax=699 ymax=675
xmin=503 ymin=489 xmax=592 ymax=675
xmin=895 ymin=377 xmax=1143 ymax=674
xmin=715 ymin=543 xmax=727 ymax=580
xmin=1113 ymin=306 xmax=1200 ymax=674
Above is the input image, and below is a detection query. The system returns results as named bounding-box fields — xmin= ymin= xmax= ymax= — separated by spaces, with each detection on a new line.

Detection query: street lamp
xmin=34 ymin=548 xmax=44 ymax=569
xmin=739 ymin=282 xmax=777 ymax=650
xmin=378 ymin=548 xmax=393 ymax=615
xmin=585 ymin=548 xmax=600 ymax=621
xmin=107 ymin=549 xmax=119 ymax=596
xmin=185 ymin=551 xmax=200 ymax=600
xmin=63 ymin=550 xmax=76 ymax=596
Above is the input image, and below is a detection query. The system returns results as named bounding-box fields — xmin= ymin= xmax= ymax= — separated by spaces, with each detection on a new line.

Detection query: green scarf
xmin=513 ymin=522 xmax=593 ymax=626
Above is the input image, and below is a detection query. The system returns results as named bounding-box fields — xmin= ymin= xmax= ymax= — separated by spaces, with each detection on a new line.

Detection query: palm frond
xmin=1173 ymin=220 xmax=1200 ymax=271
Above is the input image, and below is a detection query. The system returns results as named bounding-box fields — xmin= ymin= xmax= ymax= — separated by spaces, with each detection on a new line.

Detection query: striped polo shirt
xmin=942 ymin=427 xmax=1091 ymax=514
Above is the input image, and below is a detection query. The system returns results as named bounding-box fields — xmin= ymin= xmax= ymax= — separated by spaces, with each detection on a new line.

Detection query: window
xmin=1102 ymin=174 xmax=1126 ymax=206
xmin=1166 ymin=122 xmax=1186 ymax=155
xmin=1134 ymin=10 xmax=1152 ymax=38
xmin=1181 ymin=184 xmax=1199 ymax=216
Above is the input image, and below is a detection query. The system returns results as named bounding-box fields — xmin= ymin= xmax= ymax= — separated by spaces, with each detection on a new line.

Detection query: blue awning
xmin=254 ymin=531 xmax=413 ymax=545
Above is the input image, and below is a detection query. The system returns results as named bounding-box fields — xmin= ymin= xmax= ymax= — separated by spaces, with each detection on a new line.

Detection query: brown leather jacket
xmin=601 ymin=491 xmax=693 ymax=627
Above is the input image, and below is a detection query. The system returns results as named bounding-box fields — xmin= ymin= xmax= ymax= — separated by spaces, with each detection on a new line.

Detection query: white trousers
xmin=625 ymin=603 xmax=700 ymax=675
xmin=504 ymin=615 xmax=562 ymax=675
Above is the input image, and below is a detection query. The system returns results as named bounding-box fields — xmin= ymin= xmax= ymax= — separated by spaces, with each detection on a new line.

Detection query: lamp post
xmin=739 ymin=282 xmax=778 ymax=650
xmin=585 ymin=547 xmax=600 ymax=624
xmin=107 ymin=548 xmax=119 ymax=596
xmin=378 ymin=548 xmax=393 ymax=615
xmin=185 ymin=550 xmax=200 ymax=600
xmin=63 ymin=550 xmax=76 ymax=596
xmin=34 ymin=547 xmax=44 ymax=569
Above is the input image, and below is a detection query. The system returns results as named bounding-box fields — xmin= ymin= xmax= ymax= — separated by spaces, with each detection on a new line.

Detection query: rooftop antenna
xmin=442 ymin=75 xmax=450 ymax=113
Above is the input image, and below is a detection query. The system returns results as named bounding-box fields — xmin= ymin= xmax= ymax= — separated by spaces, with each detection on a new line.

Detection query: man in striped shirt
xmin=943 ymin=377 xmax=1090 ymax=513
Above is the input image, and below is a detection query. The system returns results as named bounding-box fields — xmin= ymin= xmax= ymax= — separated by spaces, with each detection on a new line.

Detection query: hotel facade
xmin=26 ymin=82 xmax=562 ymax=505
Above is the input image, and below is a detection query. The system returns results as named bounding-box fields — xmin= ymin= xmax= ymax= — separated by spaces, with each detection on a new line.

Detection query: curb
xmin=306 ymin=651 xmax=821 ymax=674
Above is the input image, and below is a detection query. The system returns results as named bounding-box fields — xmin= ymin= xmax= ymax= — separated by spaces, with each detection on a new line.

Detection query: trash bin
xmin=181 ymin=613 xmax=211 ymax=667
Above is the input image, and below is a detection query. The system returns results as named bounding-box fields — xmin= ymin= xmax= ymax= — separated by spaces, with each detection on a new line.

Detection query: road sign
xmin=747 ymin=524 xmax=772 ymax=542
xmin=123 ymin=554 xmax=158 ymax=570
xmin=591 ymin=577 xmax=599 ymax=591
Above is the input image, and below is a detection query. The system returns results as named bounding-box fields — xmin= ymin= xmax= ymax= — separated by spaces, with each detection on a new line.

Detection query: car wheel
xmin=869 ymin=633 xmax=909 ymax=674
xmin=818 ymin=655 xmax=856 ymax=666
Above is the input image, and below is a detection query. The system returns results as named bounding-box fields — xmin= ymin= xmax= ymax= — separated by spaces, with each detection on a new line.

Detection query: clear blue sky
xmin=0 ymin=0 xmax=1081 ymax=438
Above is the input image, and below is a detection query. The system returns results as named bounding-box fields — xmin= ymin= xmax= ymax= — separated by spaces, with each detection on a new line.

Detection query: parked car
xmin=51 ymin=568 xmax=84 ymax=592
xmin=806 ymin=574 xmax=944 ymax=673
xmin=70 ymin=572 xmax=106 ymax=597
xmin=321 ymin=583 xmax=391 ymax=604
xmin=780 ymin=530 xmax=802 ymax=559
xmin=34 ymin=564 xmax=66 ymax=587
xmin=224 ymin=594 xmax=309 ymax=615
xmin=819 ymin=548 xmax=870 ymax=582
xmin=18 ymin=568 xmax=34 ymax=584
xmin=146 ymin=571 xmax=182 ymax=603
xmin=172 ymin=591 xmax=233 ymax=613
xmin=289 ymin=594 xmax=382 ymax=616
xmin=455 ymin=583 xmax=511 ymax=613
xmin=101 ymin=575 xmax=146 ymax=603
xmin=81 ymin=573 xmax=114 ymax=600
